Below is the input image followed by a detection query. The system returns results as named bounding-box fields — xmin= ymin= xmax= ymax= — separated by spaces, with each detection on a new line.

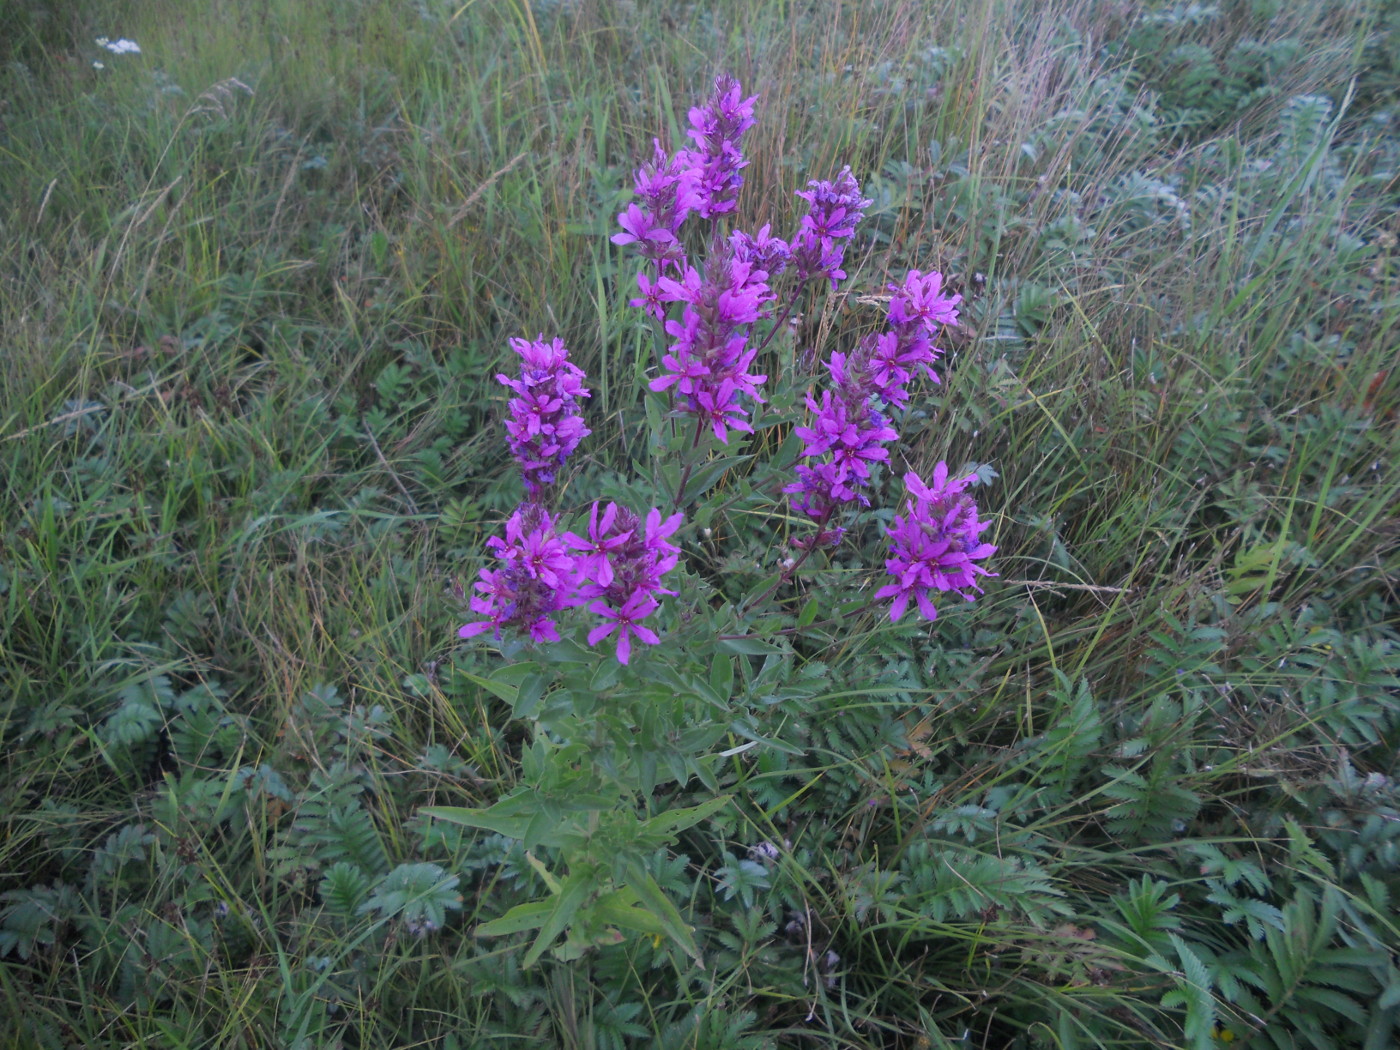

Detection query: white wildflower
xmin=96 ymin=37 xmax=141 ymax=54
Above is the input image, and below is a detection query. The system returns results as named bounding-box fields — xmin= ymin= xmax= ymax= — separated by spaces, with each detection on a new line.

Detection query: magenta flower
xmin=875 ymin=465 xmax=996 ymax=622
xmin=566 ymin=500 xmax=629 ymax=587
xmin=648 ymin=248 xmax=772 ymax=444
xmin=785 ymin=268 xmax=956 ymax=545
xmin=460 ymin=500 xmax=684 ymax=663
xmin=460 ymin=568 xmax=562 ymax=644
xmin=792 ymin=389 xmax=897 ymax=477
xmin=677 ymin=75 xmax=758 ymax=218
xmin=857 ymin=269 xmax=961 ymax=408
xmin=565 ymin=503 xmax=683 ymax=663
xmin=629 ymin=271 xmax=668 ymax=319
xmin=888 ymin=269 xmax=961 ymax=330
xmin=460 ymin=503 xmax=579 ymax=642
xmin=784 ymin=387 xmax=898 ymax=532
xmin=790 ymin=167 xmax=871 ymax=290
xmin=730 ymin=223 xmax=790 ymax=278
xmin=612 ymin=141 xmax=700 ymax=271
xmin=587 ymin=592 xmax=661 ymax=665
xmin=498 ymin=336 xmax=591 ymax=496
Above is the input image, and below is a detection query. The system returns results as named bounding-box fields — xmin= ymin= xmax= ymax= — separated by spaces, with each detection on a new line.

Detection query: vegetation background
xmin=1 ymin=0 xmax=1397 ymax=1046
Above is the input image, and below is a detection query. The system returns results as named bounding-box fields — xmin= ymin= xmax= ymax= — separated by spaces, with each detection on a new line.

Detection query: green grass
xmin=2 ymin=0 xmax=1398 ymax=1047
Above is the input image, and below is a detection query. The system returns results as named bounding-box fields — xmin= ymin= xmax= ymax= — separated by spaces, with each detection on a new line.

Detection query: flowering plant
xmin=426 ymin=76 xmax=996 ymax=967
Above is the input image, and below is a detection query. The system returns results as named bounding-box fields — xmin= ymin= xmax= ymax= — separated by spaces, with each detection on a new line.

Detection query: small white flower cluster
xmin=96 ymin=37 xmax=141 ymax=54
xmin=93 ymin=37 xmax=140 ymax=67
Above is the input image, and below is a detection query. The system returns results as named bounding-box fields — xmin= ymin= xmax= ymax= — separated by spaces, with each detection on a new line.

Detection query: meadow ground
xmin=1 ymin=1 xmax=1398 ymax=1047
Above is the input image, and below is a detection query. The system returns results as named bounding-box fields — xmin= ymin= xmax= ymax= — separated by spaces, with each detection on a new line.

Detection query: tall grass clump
xmin=1 ymin=0 xmax=1397 ymax=1047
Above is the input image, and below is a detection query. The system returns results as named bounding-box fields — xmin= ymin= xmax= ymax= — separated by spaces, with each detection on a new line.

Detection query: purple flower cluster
xmin=677 ymin=75 xmax=758 ymax=219
xmin=460 ymin=503 xmax=577 ymax=644
xmin=786 ymin=269 xmax=961 ymax=544
xmin=838 ymin=269 xmax=963 ymax=410
xmin=461 ymin=332 xmax=684 ymax=662
xmin=613 ymin=80 xmax=888 ymax=449
xmin=459 ymin=500 xmax=682 ymax=663
xmin=729 ymin=222 xmax=790 ymax=279
xmin=648 ymin=248 xmax=773 ymax=443
xmin=873 ymin=270 xmax=961 ymax=407
xmin=785 ymin=387 xmax=897 ymax=545
xmin=875 ymin=465 xmax=997 ymax=622
xmin=613 ymin=142 xmax=698 ymax=272
xmin=498 ymin=336 xmax=591 ymax=496
xmin=790 ymin=167 xmax=871 ymax=290
xmin=459 ymin=79 xmax=995 ymax=654
xmin=610 ymin=76 xmax=759 ymax=270
xmin=568 ymin=502 xmax=684 ymax=663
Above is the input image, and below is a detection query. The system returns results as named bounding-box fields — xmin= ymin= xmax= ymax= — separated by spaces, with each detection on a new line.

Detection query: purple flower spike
xmin=612 ymin=141 xmax=700 ymax=271
xmin=875 ymin=466 xmax=996 ymax=622
xmin=566 ymin=502 xmax=683 ymax=663
xmin=498 ymin=335 xmax=591 ymax=496
xmin=785 ymin=268 xmax=956 ymax=544
xmin=460 ymin=503 xmax=579 ymax=643
xmin=648 ymin=247 xmax=772 ymax=444
xmin=784 ymin=385 xmax=898 ymax=530
xmin=679 ymin=75 xmax=758 ymax=219
xmin=790 ymin=166 xmax=871 ymax=290
xmin=850 ymin=268 xmax=961 ymax=408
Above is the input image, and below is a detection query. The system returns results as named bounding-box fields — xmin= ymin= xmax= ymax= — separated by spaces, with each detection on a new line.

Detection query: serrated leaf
xmin=1295 ymin=986 xmax=1362 ymax=1016
xmin=1169 ymin=933 xmax=1217 ymax=1049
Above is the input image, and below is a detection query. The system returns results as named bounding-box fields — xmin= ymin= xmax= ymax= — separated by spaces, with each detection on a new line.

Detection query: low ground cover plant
xmin=1 ymin=1 xmax=1397 ymax=1048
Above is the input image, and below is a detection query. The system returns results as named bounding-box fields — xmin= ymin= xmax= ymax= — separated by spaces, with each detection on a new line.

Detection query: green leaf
xmin=1169 ymin=933 xmax=1217 ymax=1049
xmin=643 ymin=394 xmax=666 ymax=451
xmin=523 ymin=868 xmax=594 ymax=968
xmin=475 ymin=899 xmax=553 ymax=938
xmin=640 ymin=794 xmax=732 ymax=840
xmin=709 ymin=652 xmax=734 ymax=702
xmin=452 ymin=664 xmax=535 ymax=705
xmin=724 ymin=722 xmax=804 ymax=756
xmin=590 ymin=656 xmax=623 ymax=693
xmin=592 ymin=892 xmax=668 ymax=938
xmin=620 ymin=858 xmax=701 ymax=966
xmin=420 ymin=804 xmax=530 ymax=839
xmin=681 ymin=454 xmax=751 ymax=503
xmin=523 ymin=808 xmax=560 ymax=851
xmin=369 ymin=229 xmax=389 ymax=267
xmin=736 ymin=575 xmax=782 ymax=615
xmin=718 ymin=636 xmax=783 ymax=656
xmin=656 ymin=457 xmax=682 ymax=502
xmin=512 ymin=671 xmax=550 ymax=719
xmin=524 ymin=851 xmax=563 ymax=894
